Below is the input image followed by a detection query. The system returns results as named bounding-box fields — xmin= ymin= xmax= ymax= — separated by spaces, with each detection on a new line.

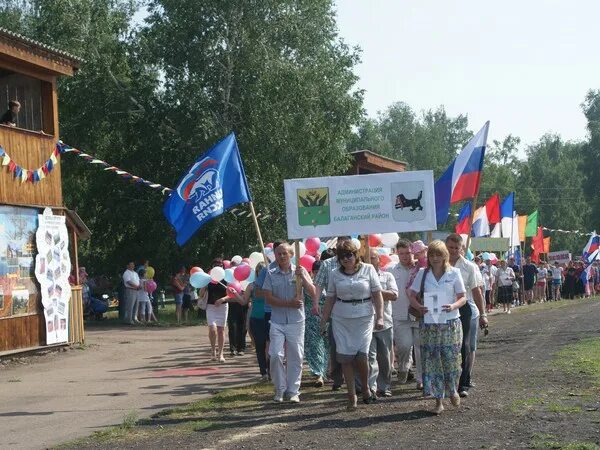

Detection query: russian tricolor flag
xmin=435 ymin=122 xmax=489 ymax=224
xmin=455 ymin=202 xmax=472 ymax=235
xmin=583 ymin=231 xmax=599 ymax=262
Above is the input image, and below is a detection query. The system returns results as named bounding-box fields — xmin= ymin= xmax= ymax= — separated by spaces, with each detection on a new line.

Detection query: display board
xmin=34 ymin=208 xmax=71 ymax=345
xmin=284 ymin=171 xmax=436 ymax=239
xmin=548 ymin=250 xmax=571 ymax=265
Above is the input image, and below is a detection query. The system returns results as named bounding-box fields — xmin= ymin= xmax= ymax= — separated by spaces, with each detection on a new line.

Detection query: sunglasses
xmin=339 ymin=252 xmax=356 ymax=260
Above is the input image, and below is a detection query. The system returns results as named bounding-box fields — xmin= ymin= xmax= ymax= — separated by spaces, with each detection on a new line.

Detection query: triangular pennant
xmin=21 ymin=169 xmax=28 ymax=183
xmin=38 ymin=168 xmax=45 ymax=180
xmin=2 ymin=154 xmax=10 ymax=166
xmin=50 ymin=153 xmax=58 ymax=164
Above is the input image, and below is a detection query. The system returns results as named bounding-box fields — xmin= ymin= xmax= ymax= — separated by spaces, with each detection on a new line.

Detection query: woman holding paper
xmin=408 ymin=240 xmax=466 ymax=415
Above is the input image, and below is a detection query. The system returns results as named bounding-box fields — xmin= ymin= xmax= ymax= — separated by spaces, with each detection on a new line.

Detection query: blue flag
xmin=163 ymin=132 xmax=252 ymax=246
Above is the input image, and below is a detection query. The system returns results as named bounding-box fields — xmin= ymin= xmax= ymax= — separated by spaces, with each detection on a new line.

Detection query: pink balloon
xmin=369 ymin=234 xmax=382 ymax=247
xmin=242 ymin=257 xmax=251 ymax=265
xmin=227 ymin=281 xmax=243 ymax=298
xmin=145 ymin=280 xmax=157 ymax=293
xmin=234 ymin=263 xmax=251 ymax=281
xmin=223 ymin=260 xmax=231 ymax=269
xmin=299 ymin=255 xmax=316 ymax=273
xmin=379 ymin=254 xmax=392 ymax=268
xmin=305 ymin=237 xmax=321 ymax=254
xmin=190 ymin=266 xmax=202 ymax=275
xmin=266 ymin=243 xmax=274 ymax=249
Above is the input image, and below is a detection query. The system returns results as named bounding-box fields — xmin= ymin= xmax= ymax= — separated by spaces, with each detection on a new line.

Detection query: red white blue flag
xmin=435 ymin=122 xmax=489 ymax=225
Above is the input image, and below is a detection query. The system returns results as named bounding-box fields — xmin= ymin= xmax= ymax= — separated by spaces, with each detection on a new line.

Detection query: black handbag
xmin=409 ymin=268 xmax=429 ymax=319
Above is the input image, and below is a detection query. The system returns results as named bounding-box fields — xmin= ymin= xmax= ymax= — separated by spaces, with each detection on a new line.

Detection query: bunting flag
xmin=543 ymin=236 xmax=551 ymax=254
xmin=485 ymin=193 xmax=501 ymax=225
xmin=434 ymin=121 xmax=489 ymax=224
xmin=531 ymin=226 xmax=544 ymax=263
xmin=525 ymin=210 xmax=539 ymax=237
xmin=0 ymin=141 xmax=173 ymax=194
xmin=472 ymin=206 xmax=490 ymax=237
xmin=455 ymin=202 xmax=472 ymax=235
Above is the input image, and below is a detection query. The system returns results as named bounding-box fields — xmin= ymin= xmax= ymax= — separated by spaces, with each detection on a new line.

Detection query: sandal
xmin=362 ymin=394 xmax=377 ymax=405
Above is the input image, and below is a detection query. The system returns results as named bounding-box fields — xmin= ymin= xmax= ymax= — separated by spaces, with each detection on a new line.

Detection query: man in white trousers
xmin=264 ymin=242 xmax=315 ymax=403
xmin=387 ymin=239 xmax=423 ymax=389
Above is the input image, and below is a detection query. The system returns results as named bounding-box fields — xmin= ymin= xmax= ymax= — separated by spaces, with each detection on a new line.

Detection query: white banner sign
xmin=284 ymin=171 xmax=436 ymax=239
xmin=548 ymin=250 xmax=571 ymax=265
xmin=34 ymin=208 xmax=71 ymax=345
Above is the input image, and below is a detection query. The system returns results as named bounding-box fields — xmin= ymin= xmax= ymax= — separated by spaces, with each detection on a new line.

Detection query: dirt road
xmin=65 ymin=298 xmax=600 ymax=450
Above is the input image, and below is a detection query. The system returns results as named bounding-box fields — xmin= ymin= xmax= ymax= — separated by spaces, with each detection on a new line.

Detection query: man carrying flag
xmin=163 ymin=133 xmax=252 ymax=246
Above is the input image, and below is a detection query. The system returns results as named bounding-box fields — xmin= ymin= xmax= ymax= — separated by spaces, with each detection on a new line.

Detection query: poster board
xmin=284 ymin=170 xmax=436 ymax=239
xmin=548 ymin=250 xmax=571 ymax=265
xmin=470 ymin=237 xmax=510 ymax=252
xmin=34 ymin=208 xmax=71 ymax=345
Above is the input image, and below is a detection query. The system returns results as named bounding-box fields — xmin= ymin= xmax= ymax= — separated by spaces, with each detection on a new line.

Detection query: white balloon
xmin=231 ymin=255 xmax=243 ymax=265
xmin=351 ymin=238 xmax=361 ymax=250
xmin=209 ymin=266 xmax=225 ymax=282
xmin=390 ymin=254 xmax=400 ymax=264
xmin=249 ymin=251 xmax=264 ymax=268
xmin=297 ymin=241 xmax=306 ymax=258
xmin=381 ymin=232 xmax=399 ymax=248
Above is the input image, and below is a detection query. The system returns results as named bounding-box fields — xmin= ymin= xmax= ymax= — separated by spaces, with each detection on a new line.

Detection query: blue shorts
xmin=174 ymin=292 xmax=184 ymax=305
xmin=552 ymin=279 xmax=562 ymax=286
xmin=470 ymin=316 xmax=479 ymax=351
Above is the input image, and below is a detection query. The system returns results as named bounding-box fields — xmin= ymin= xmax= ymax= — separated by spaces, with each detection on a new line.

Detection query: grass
xmin=85 ymin=303 xmax=207 ymax=328
xmin=555 ymin=337 xmax=600 ymax=387
xmin=531 ymin=434 xmax=600 ymax=449
xmin=546 ymin=402 xmax=582 ymax=414
xmin=510 ymin=296 xmax=600 ymax=316
xmin=511 ymin=396 xmax=545 ymax=412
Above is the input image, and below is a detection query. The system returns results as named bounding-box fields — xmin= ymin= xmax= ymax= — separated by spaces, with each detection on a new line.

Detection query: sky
xmin=334 ymin=0 xmax=600 ymax=148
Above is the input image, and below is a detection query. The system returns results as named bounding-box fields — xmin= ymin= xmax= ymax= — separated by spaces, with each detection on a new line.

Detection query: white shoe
xmin=288 ymin=394 xmax=300 ymax=403
xmin=273 ymin=394 xmax=283 ymax=403
xmin=507 ymin=310 xmax=511 ymax=314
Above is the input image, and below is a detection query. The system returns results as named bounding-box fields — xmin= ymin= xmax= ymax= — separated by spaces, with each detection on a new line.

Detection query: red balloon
xmin=227 ymin=281 xmax=243 ymax=298
xmin=368 ymin=234 xmax=382 ymax=247
xmin=234 ymin=263 xmax=252 ymax=281
xmin=379 ymin=254 xmax=392 ymax=268
xmin=305 ymin=237 xmax=321 ymax=254
xmin=223 ymin=260 xmax=231 ymax=269
xmin=190 ymin=266 xmax=202 ymax=275
xmin=299 ymin=255 xmax=316 ymax=273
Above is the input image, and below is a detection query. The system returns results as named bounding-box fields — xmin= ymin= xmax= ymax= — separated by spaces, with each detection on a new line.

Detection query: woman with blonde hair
xmin=320 ymin=239 xmax=385 ymax=411
xmin=408 ymin=240 xmax=466 ymax=415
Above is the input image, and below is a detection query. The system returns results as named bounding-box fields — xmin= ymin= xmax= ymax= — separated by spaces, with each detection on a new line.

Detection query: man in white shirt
xmin=122 ymin=261 xmax=140 ymax=325
xmin=368 ymin=248 xmax=398 ymax=397
xmin=445 ymin=234 xmax=487 ymax=398
xmin=387 ymin=239 xmax=422 ymax=388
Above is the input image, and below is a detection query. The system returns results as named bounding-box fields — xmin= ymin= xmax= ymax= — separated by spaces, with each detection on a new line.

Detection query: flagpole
xmin=248 ymin=201 xmax=269 ymax=264
xmin=465 ymin=195 xmax=479 ymax=251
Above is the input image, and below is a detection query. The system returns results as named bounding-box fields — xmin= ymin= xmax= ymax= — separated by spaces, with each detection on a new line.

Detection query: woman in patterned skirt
xmin=408 ymin=240 xmax=466 ymax=415
xmin=303 ymin=260 xmax=329 ymax=387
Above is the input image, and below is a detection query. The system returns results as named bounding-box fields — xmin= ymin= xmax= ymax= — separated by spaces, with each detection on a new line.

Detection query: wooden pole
xmin=248 ymin=201 xmax=269 ymax=264
xmin=465 ymin=196 xmax=478 ymax=251
xmin=426 ymin=231 xmax=433 ymax=244
xmin=295 ymin=241 xmax=302 ymax=298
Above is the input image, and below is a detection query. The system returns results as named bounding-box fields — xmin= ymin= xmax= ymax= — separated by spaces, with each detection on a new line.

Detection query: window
xmin=0 ymin=69 xmax=43 ymax=132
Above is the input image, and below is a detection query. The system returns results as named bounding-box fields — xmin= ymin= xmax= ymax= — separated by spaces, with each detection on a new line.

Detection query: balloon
xmin=368 ymin=234 xmax=382 ymax=247
xmin=305 ymin=237 xmax=321 ymax=254
xmin=297 ymin=242 xmax=306 ymax=258
xmin=380 ymin=233 xmax=399 ymax=248
xmin=481 ymin=252 xmax=491 ymax=261
xmin=227 ymin=280 xmax=243 ymax=298
xmin=377 ymin=247 xmax=390 ymax=255
xmin=190 ymin=271 xmax=212 ymax=289
xmin=246 ymin=270 xmax=256 ymax=283
xmin=390 ymin=254 xmax=400 ymax=264
xmin=351 ymin=238 xmax=361 ymax=250
xmin=242 ymin=257 xmax=251 ymax=265
xmin=299 ymin=254 xmax=316 ymax=273
xmin=319 ymin=242 xmax=328 ymax=253
xmin=379 ymin=254 xmax=392 ymax=268
xmin=209 ymin=266 xmax=225 ymax=282
xmin=190 ymin=266 xmax=202 ymax=275
xmin=231 ymin=255 xmax=243 ymax=265
xmin=234 ymin=263 xmax=252 ymax=281
xmin=249 ymin=252 xmax=264 ymax=268
xmin=223 ymin=260 xmax=231 ymax=269
xmin=223 ymin=268 xmax=235 ymax=283
xmin=145 ymin=266 xmax=155 ymax=279
xmin=145 ymin=280 xmax=157 ymax=293
xmin=266 ymin=242 xmax=274 ymax=249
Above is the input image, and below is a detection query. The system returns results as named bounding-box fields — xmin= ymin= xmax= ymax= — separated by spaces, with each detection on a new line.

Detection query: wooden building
xmin=347 ymin=150 xmax=407 ymax=175
xmin=0 ymin=28 xmax=84 ymax=353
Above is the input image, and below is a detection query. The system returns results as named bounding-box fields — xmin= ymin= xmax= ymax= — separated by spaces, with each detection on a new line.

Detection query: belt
xmin=337 ymin=297 xmax=371 ymax=304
